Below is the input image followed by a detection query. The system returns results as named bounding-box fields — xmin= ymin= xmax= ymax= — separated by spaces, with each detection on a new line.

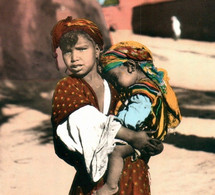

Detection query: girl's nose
xmin=70 ymin=50 xmax=79 ymax=62
xmin=70 ymin=53 xmax=75 ymax=63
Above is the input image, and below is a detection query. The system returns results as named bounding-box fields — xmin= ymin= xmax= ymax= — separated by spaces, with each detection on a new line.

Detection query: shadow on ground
xmin=0 ymin=80 xmax=215 ymax=153
xmin=31 ymin=120 xmax=53 ymax=144
xmin=175 ymin=87 xmax=215 ymax=119
xmin=164 ymin=132 xmax=215 ymax=154
xmin=0 ymin=79 xmax=57 ymax=145
xmin=0 ymin=79 xmax=56 ymax=123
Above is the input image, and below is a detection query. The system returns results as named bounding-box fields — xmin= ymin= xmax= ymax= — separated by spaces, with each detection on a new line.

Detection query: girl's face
xmin=61 ymin=34 xmax=99 ymax=77
xmin=107 ymin=65 xmax=138 ymax=89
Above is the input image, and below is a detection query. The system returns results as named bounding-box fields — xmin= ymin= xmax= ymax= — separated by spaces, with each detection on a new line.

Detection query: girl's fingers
xmin=141 ymin=139 xmax=164 ymax=156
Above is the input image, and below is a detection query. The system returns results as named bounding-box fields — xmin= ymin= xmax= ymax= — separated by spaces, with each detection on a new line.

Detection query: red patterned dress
xmin=51 ymin=76 xmax=151 ymax=195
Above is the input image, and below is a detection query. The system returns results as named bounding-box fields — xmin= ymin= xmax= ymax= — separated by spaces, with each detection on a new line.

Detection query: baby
xmin=94 ymin=41 xmax=182 ymax=194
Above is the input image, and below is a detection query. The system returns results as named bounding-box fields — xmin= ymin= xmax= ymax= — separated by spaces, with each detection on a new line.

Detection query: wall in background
xmin=132 ymin=0 xmax=215 ymax=41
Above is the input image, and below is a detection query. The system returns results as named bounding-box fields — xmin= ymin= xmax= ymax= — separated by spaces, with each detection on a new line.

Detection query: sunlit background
xmin=0 ymin=0 xmax=215 ymax=194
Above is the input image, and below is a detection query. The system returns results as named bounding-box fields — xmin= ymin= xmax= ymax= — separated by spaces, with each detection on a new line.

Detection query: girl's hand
xmin=141 ymin=139 xmax=164 ymax=156
xmin=116 ymin=126 xmax=163 ymax=156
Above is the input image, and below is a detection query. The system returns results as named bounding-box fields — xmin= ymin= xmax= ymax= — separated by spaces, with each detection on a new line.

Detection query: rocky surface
xmin=0 ymin=0 xmax=111 ymax=79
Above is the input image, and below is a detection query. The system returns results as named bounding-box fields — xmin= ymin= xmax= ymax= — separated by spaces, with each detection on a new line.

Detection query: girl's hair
xmin=51 ymin=16 xmax=103 ymax=51
xmin=51 ymin=16 xmax=103 ymax=70
xmin=59 ymin=30 xmax=96 ymax=50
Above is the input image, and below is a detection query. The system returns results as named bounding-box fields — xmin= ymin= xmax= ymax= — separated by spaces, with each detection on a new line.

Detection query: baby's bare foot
xmin=93 ymin=184 xmax=119 ymax=195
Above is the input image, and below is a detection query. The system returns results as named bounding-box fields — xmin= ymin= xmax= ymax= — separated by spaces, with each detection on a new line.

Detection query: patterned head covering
xmin=101 ymin=41 xmax=182 ymax=133
xmin=51 ymin=16 xmax=104 ymax=69
xmin=101 ymin=41 xmax=167 ymax=94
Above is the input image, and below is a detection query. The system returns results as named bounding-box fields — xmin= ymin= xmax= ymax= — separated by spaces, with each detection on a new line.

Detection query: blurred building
xmin=132 ymin=0 xmax=215 ymax=41
xmin=101 ymin=0 xmax=171 ymax=30
xmin=100 ymin=0 xmax=215 ymax=42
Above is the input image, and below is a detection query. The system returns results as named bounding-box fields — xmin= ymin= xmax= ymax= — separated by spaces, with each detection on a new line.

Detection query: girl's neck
xmin=84 ymin=70 xmax=103 ymax=85
xmin=84 ymin=70 xmax=104 ymax=112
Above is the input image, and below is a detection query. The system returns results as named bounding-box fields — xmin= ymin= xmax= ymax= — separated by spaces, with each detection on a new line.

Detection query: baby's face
xmin=107 ymin=65 xmax=138 ymax=89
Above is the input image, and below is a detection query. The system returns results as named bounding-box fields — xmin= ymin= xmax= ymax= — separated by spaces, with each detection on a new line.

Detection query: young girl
xmin=51 ymin=17 xmax=161 ymax=195
xmin=94 ymin=41 xmax=182 ymax=194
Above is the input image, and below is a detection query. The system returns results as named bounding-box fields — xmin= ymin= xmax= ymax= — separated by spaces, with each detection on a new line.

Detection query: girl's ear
xmin=127 ymin=60 xmax=136 ymax=73
xmin=95 ymin=45 xmax=101 ymax=59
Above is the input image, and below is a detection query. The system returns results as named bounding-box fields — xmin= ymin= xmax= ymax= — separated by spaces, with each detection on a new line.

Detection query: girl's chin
xmin=70 ymin=71 xmax=87 ymax=78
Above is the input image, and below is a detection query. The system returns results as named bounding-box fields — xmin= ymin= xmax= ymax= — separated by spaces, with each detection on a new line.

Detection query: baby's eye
xmin=110 ymin=74 xmax=118 ymax=81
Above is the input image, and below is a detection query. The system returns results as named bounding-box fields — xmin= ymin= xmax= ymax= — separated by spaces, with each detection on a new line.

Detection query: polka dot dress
xmin=69 ymin=157 xmax=151 ymax=195
xmin=118 ymin=157 xmax=151 ymax=195
xmin=51 ymin=76 xmax=150 ymax=195
xmin=52 ymin=77 xmax=98 ymax=127
xmin=52 ymin=76 xmax=118 ymax=127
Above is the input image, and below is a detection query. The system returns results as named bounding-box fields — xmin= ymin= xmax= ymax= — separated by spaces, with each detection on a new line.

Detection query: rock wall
xmin=0 ymin=0 xmax=111 ymax=79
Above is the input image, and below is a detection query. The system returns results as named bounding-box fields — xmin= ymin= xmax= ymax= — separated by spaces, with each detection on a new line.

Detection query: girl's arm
xmin=56 ymin=105 xmax=122 ymax=182
xmin=56 ymin=105 xmax=121 ymax=154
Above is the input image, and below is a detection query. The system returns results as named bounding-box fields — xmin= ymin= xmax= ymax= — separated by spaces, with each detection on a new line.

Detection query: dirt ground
xmin=0 ymin=31 xmax=215 ymax=194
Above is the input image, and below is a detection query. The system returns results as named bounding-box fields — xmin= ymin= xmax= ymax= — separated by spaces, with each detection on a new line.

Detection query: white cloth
xmin=56 ymin=80 xmax=122 ymax=182
xmin=103 ymin=79 xmax=111 ymax=114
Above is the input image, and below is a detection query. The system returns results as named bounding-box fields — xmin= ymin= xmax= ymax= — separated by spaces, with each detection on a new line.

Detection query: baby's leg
xmin=95 ymin=144 xmax=134 ymax=195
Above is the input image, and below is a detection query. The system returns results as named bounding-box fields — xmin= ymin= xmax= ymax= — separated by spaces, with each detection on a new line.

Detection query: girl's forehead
xmin=76 ymin=34 xmax=93 ymax=45
xmin=61 ymin=34 xmax=94 ymax=51
xmin=60 ymin=31 xmax=94 ymax=48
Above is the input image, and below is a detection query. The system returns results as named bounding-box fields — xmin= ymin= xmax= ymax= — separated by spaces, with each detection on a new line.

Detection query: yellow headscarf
xmin=101 ymin=41 xmax=182 ymax=139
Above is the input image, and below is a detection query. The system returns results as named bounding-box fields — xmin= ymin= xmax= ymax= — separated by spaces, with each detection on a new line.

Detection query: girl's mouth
xmin=69 ymin=65 xmax=83 ymax=71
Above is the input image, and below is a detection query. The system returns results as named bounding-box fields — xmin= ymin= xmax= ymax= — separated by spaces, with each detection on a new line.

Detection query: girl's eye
xmin=63 ymin=51 xmax=71 ymax=56
xmin=76 ymin=47 xmax=87 ymax=51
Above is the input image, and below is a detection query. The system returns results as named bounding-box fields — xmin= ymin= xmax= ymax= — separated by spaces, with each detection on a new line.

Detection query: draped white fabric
xmin=56 ymin=80 xmax=122 ymax=182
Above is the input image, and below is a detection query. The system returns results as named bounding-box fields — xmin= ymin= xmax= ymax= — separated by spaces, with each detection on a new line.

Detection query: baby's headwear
xmin=51 ymin=16 xmax=104 ymax=70
xmin=101 ymin=41 xmax=166 ymax=94
xmin=101 ymin=41 xmax=182 ymax=129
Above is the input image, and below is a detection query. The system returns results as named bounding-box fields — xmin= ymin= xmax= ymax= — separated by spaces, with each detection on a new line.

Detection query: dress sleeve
xmin=56 ymin=105 xmax=122 ymax=182
xmin=116 ymin=94 xmax=151 ymax=130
